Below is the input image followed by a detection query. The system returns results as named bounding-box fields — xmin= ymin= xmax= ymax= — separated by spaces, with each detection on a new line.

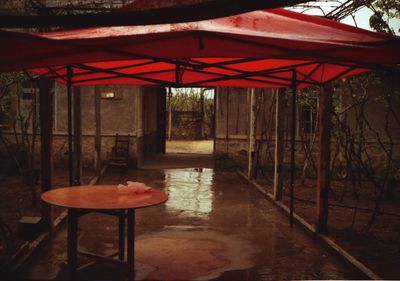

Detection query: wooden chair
xmin=109 ymin=134 xmax=130 ymax=167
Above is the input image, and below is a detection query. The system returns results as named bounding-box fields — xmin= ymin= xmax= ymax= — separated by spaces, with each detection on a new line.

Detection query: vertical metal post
xmin=317 ymin=83 xmax=333 ymax=234
xmin=248 ymin=88 xmax=256 ymax=179
xmin=167 ymin=88 xmax=172 ymax=141
xmin=67 ymin=208 xmax=77 ymax=279
xmin=290 ymin=70 xmax=297 ymax=227
xmin=73 ymin=86 xmax=81 ymax=186
xmin=225 ymin=88 xmax=230 ymax=153
xmin=94 ymin=86 xmax=101 ymax=175
xmin=118 ymin=211 xmax=126 ymax=261
xmin=127 ymin=209 xmax=135 ymax=281
xmin=67 ymin=66 xmax=73 ymax=186
xmin=200 ymin=88 xmax=205 ymax=139
xmin=175 ymin=60 xmax=181 ymax=86
xmin=274 ymin=88 xmax=285 ymax=201
xmin=38 ymin=78 xmax=54 ymax=231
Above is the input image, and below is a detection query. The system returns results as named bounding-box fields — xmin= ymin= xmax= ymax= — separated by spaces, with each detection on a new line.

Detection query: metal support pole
xmin=290 ymin=70 xmax=297 ymax=227
xmin=94 ymin=86 xmax=101 ymax=175
xmin=175 ymin=60 xmax=181 ymax=86
xmin=273 ymin=88 xmax=285 ymax=201
xmin=127 ymin=209 xmax=135 ymax=281
xmin=118 ymin=211 xmax=126 ymax=261
xmin=38 ymin=78 xmax=54 ymax=231
xmin=67 ymin=208 xmax=78 ymax=279
xmin=167 ymin=88 xmax=172 ymax=141
xmin=67 ymin=66 xmax=73 ymax=186
xmin=248 ymin=88 xmax=256 ymax=179
xmin=73 ymin=86 xmax=82 ymax=186
xmin=316 ymin=83 xmax=333 ymax=234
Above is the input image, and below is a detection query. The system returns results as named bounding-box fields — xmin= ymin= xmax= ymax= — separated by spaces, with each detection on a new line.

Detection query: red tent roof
xmin=0 ymin=8 xmax=399 ymax=88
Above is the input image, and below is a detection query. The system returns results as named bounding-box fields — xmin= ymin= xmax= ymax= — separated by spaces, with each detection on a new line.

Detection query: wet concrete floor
xmin=15 ymin=164 xmax=364 ymax=280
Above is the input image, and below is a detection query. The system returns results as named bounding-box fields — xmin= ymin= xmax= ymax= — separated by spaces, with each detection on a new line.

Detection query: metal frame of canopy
xmin=2 ymin=7 xmax=399 ymax=235
xmin=39 ymin=62 xmax=321 ymax=231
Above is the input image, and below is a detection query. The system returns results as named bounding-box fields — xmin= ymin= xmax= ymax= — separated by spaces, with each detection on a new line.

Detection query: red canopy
xmin=0 ymin=8 xmax=399 ymax=88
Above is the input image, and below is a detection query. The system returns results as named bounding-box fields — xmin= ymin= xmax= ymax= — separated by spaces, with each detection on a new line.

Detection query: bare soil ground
xmin=257 ymin=172 xmax=400 ymax=280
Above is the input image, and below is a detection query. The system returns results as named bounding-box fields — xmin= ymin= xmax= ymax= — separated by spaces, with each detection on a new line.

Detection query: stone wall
xmin=54 ymin=83 xmax=142 ymax=167
xmin=1 ymin=83 xmax=162 ymax=169
xmin=169 ymin=111 xmax=202 ymax=140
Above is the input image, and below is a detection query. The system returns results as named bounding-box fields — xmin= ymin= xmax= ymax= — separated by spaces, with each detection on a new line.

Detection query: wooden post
xmin=248 ymin=88 xmax=256 ymax=179
xmin=94 ymin=86 xmax=101 ymax=175
xmin=316 ymin=83 xmax=333 ymax=234
xmin=274 ymin=88 xmax=285 ymax=201
xmin=73 ymin=86 xmax=81 ymax=186
xmin=38 ymin=78 xmax=54 ymax=231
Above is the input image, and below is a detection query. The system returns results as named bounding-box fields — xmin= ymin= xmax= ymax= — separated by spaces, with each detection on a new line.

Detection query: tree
xmin=0 ymin=73 xmax=26 ymax=117
xmin=0 ymin=72 xmax=40 ymax=207
xmin=369 ymin=0 xmax=400 ymax=34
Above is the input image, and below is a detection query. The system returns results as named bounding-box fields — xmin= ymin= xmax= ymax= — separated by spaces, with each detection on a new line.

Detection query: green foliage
xmin=0 ymin=72 xmax=27 ymax=115
xmin=369 ymin=0 xmax=400 ymax=33
xmin=0 ymin=91 xmax=11 ymax=114
xmin=170 ymin=88 xmax=213 ymax=112
xmin=170 ymin=88 xmax=200 ymax=111
xmin=0 ymin=72 xmax=26 ymax=87
xmin=352 ymin=127 xmax=364 ymax=142
xmin=297 ymin=86 xmax=319 ymax=110
xmin=167 ymin=88 xmax=214 ymax=139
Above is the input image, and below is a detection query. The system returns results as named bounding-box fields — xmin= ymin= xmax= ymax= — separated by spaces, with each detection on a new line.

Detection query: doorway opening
xmin=165 ymin=88 xmax=215 ymax=154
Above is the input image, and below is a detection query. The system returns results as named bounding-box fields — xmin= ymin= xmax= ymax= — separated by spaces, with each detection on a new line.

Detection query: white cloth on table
xmin=117 ymin=181 xmax=152 ymax=194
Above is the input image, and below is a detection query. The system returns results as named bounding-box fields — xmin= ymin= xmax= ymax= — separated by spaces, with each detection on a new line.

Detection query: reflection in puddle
xmin=164 ymin=168 xmax=214 ymax=219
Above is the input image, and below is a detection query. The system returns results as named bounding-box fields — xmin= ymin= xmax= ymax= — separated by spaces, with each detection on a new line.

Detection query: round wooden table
xmin=42 ymin=185 xmax=168 ymax=281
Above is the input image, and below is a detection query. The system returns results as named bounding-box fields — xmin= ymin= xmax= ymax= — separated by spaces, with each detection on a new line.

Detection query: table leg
xmin=67 ymin=208 xmax=78 ymax=280
xmin=127 ymin=209 xmax=135 ymax=281
xmin=118 ymin=210 xmax=125 ymax=260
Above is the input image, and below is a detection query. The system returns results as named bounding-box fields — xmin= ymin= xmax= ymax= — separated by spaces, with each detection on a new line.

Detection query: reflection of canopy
xmin=0 ymin=8 xmax=399 ymax=88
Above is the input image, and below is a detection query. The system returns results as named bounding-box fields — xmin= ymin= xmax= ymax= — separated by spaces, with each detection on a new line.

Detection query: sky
xmin=290 ymin=1 xmax=400 ymax=35
xmin=341 ymin=8 xmax=400 ymax=34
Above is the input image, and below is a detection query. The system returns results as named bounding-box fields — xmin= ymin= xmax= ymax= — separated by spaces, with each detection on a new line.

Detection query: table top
xmin=41 ymin=185 xmax=168 ymax=210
